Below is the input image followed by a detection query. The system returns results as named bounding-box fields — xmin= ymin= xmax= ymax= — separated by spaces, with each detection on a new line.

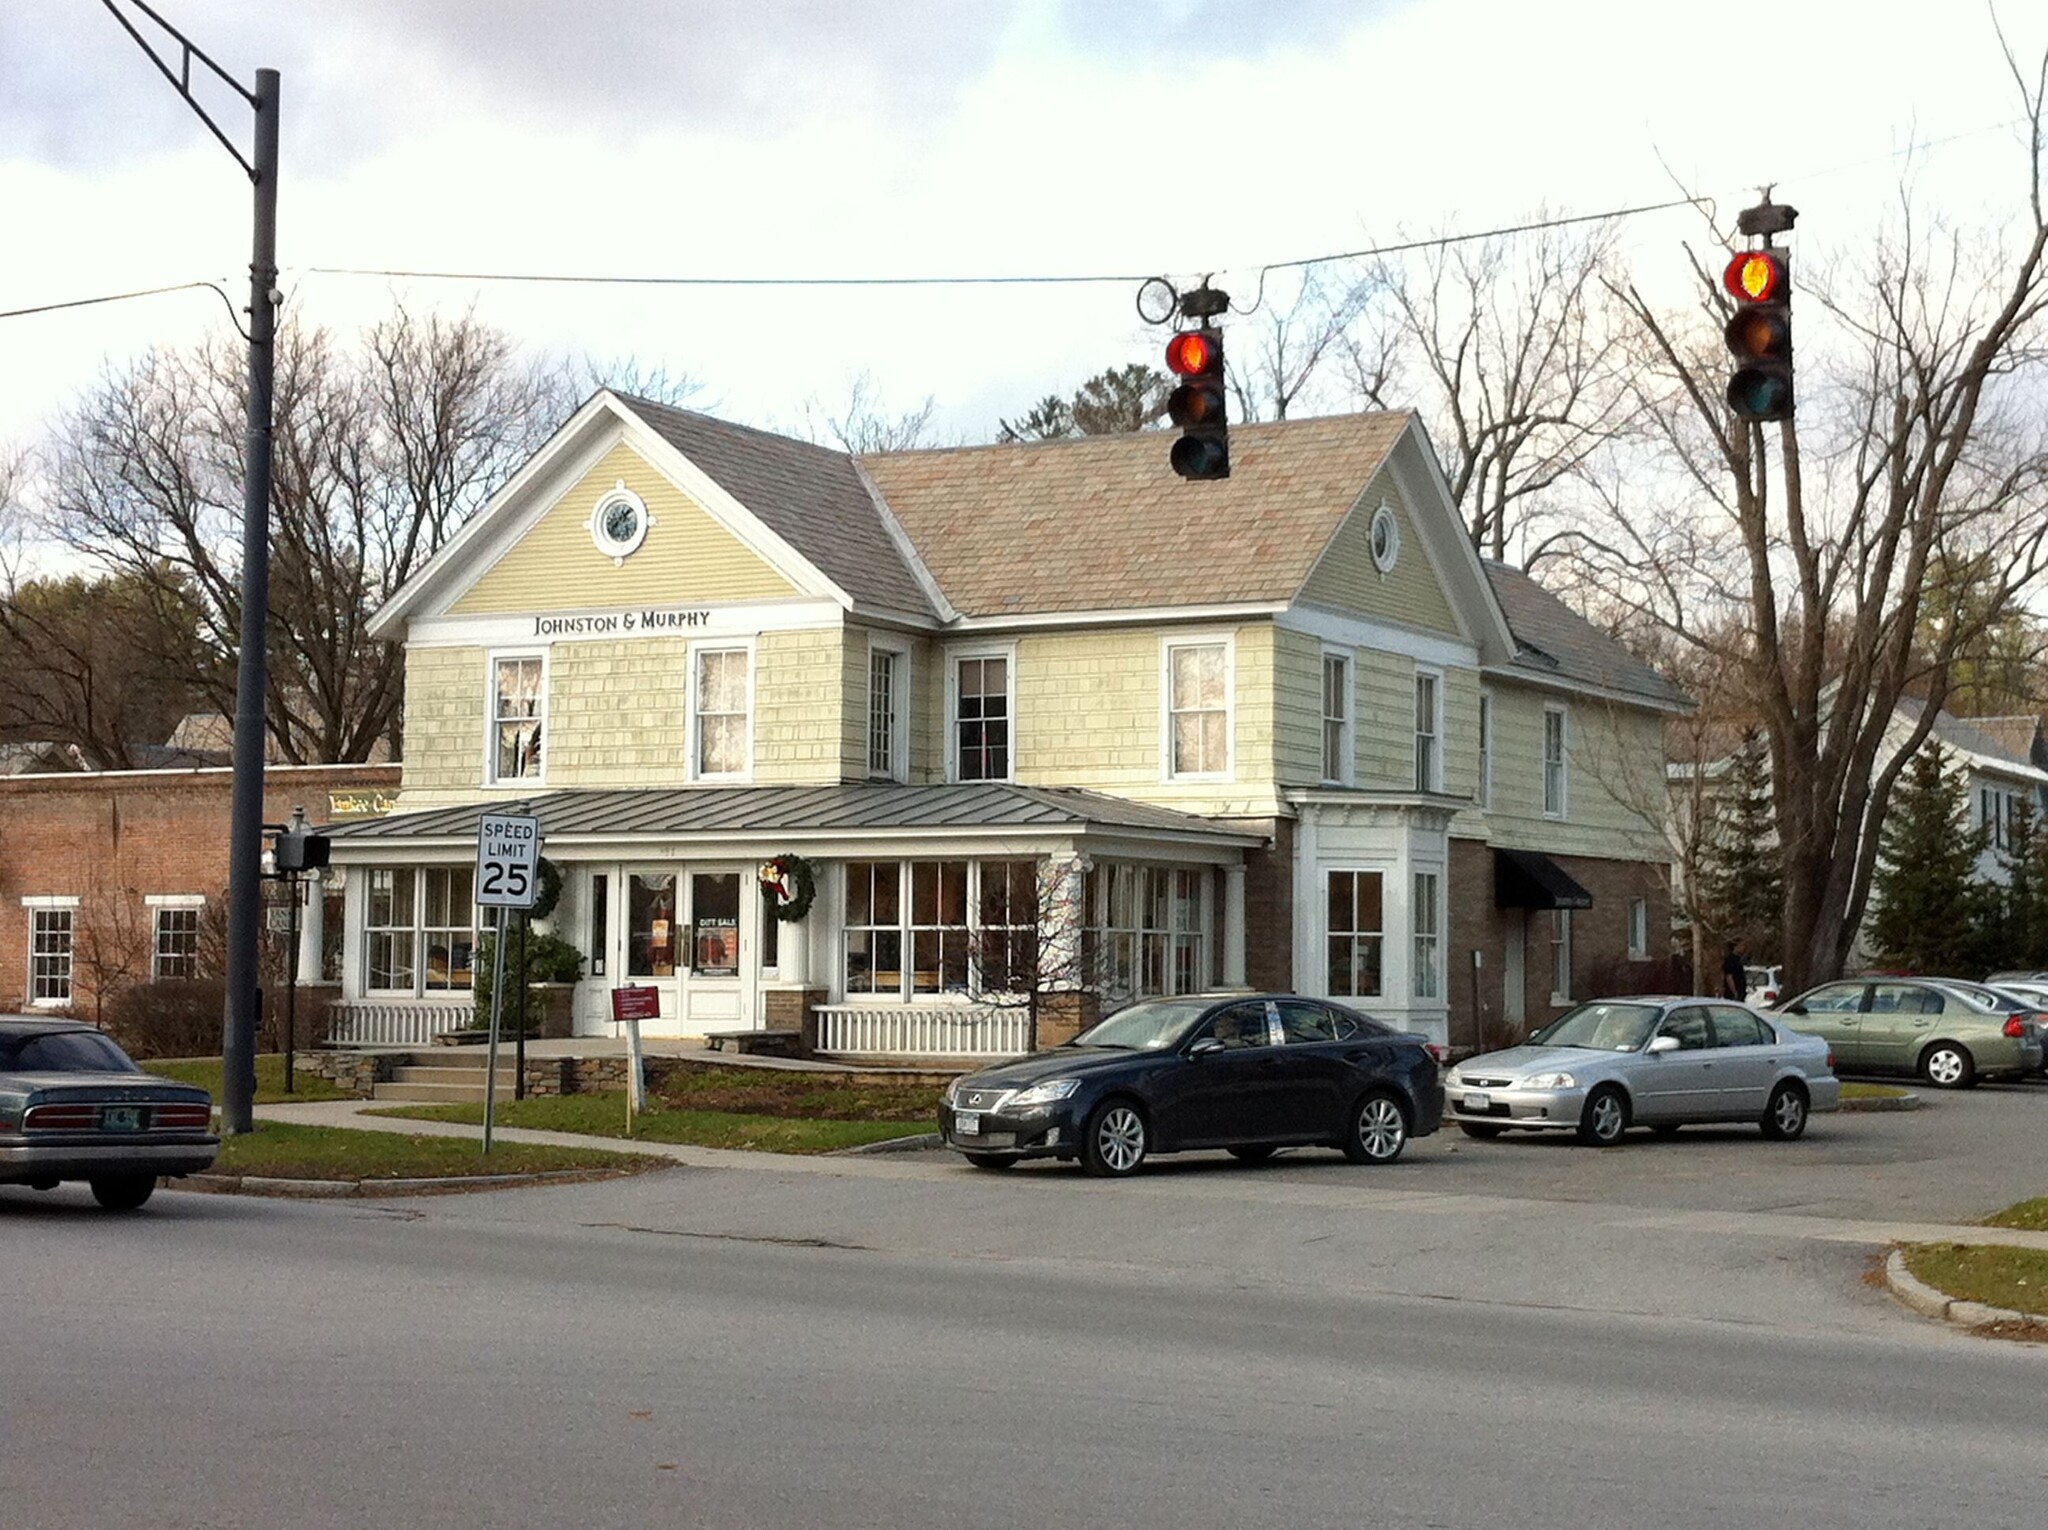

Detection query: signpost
xmin=475 ymin=810 xmax=542 ymax=1153
xmin=610 ymin=984 xmax=659 ymax=1133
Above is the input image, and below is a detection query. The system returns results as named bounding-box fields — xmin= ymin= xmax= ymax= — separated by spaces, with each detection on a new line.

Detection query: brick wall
xmin=0 ymin=764 xmax=402 ymax=1016
xmin=1233 ymin=816 xmax=1294 ymax=993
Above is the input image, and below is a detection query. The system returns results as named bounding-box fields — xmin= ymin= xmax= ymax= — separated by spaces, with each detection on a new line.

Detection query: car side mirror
xmin=1187 ymin=1038 xmax=1223 ymax=1060
xmin=1784 ymin=1002 xmax=1806 ymax=1016
xmin=1646 ymin=1035 xmax=1680 ymax=1055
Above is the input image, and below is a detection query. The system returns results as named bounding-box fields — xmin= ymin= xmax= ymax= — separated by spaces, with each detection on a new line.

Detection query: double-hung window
xmin=1321 ymin=652 xmax=1351 ymax=784
xmin=1414 ymin=671 xmax=1440 ymax=791
xmin=1327 ymin=871 xmax=1384 ymax=998
xmin=1412 ymin=872 xmax=1441 ymax=999
xmin=1628 ymin=897 xmax=1650 ymax=960
xmin=844 ymin=859 xmax=1037 ymax=999
xmin=489 ymin=655 xmax=545 ymax=784
xmin=1543 ymin=705 xmax=1569 ymax=817
xmin=1550 ymin=909 xmax=1573 ymax=1003
xmin=151 ymin=901 xmax=202 ymax=980
xmin=1166 ymin=640 xmax=1229 ymax=778
xmin=27 ymin=902 xmax=76 ymax=1005
xmin=367 ymin=867 xmax=478 ymax=995
xmin=868 ymin=646 xmax=906 ymax=781
xmin=694 ymin=647 xmax=751 ymax=778
xmin=1477 ymin=691 xmax=1494 ymax=808
xmin=954 ymin=654 xmax=1010 ymax=781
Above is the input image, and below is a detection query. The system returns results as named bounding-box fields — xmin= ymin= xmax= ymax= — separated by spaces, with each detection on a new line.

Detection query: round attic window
xmin=587 ymin=483 xmax=651 ymax=564
xmin=1369 ymin=502 xmax=1400 ymax=573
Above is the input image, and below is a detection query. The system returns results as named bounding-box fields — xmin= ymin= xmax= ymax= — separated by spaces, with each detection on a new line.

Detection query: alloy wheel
xmin=1096 ymin=1106 xmax=1146 ymax=1174
xmin=1356 ymin=1095 xmax=1407 ymax=1162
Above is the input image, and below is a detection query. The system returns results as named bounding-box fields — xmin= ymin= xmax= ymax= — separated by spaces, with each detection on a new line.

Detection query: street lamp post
xmin=100 ymin=3 xmax=279 ymax=1134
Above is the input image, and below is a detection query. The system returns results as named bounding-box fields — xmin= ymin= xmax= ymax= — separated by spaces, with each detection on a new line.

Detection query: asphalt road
xmin=4 ymin=1086 xmax=2045 ymax=1529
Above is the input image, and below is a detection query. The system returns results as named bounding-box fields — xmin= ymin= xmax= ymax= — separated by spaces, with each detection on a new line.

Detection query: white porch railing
xmin=813 ymin=1004 xmax=1031 ymax=1058
xmin=325 ymin=1000 xmax=474 ymax=1048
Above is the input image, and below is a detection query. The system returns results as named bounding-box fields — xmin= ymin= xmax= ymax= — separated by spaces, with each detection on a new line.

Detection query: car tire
xmin=1577 ymin=1085 xmax=1629 ymax=1146
xmin=1760 ymin=1081 xmax=1809 ymax=1141
xmin=1227 ymin=1144 xmax=1277 ymax=1163
xmin=1342 ymin=1090 xmax=1409 ymax=1165
xmin=1920 ymin=1042 xmax=1976 ymax=1090
xmin=1456 ymin=1122 xmax=1504 ymax=1140
xmin=1649 ymin=1123 xmax=1683 ymax=1137
xmin=962 ymin=1153 xmax=1018 ymax=1170
xmin=89 ymin=1175 xmax=157 ymax=1211
xmin=1081 ymin=1098 xmax=1148 ymax=1178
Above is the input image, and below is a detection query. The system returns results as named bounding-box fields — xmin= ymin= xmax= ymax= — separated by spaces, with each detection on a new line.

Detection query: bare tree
xmin=40 ymin=306 xmax=568 ymax=762
xmin=1228 ymin=268 xmax=1369 ymax=424
xmin=1570 ymin=26 xmax=2048 ymax=989
xmin=1345 ymin=216 xmax=1633 ymax=563
xmin=797 ymin=371 xmax=943 ymax=454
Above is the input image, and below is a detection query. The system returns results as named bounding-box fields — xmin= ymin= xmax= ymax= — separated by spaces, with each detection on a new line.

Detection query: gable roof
xmin=612 ymin=396 xmax=938 ymax=619
xmin=856 ymin=413 xmax=1415 ymax=617
xmin=1894 ymin=698 xmax=2048 ymax=783
xmin=1482 ymin=561 xmax=1691 ymax=710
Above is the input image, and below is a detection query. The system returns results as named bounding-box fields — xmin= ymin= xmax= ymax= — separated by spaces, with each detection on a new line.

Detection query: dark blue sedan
xmin=938 ymin=994 xmax=1443 ymax=1177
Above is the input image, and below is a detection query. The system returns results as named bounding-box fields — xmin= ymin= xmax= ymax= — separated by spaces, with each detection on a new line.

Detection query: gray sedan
xmin=1445 ymin=996 xmax=1840 ymax=1146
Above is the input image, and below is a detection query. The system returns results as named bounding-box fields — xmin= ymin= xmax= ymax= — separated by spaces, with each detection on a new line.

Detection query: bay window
xmin=367 ymin=867 xmax=479 ymax=995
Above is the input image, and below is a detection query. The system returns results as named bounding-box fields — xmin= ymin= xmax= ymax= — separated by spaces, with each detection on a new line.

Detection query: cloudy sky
xmin=2 ymin=0 xmax=2043 ymax=451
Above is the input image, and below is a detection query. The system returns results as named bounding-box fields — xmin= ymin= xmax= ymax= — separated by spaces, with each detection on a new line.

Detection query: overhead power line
xmin=0 ymin=278 xmax=237 ymax=324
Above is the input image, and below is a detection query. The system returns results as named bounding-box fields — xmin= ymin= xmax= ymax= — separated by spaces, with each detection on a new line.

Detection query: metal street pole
xmin=219 ymin=67 xmax=281 ymax=1135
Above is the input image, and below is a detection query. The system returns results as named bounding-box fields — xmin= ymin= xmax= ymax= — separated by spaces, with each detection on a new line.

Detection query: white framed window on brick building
xmin=1163 ymin=637 xmax=1231 ymax=779
xmin=868 ymin=643 xmax=908 ymax=781
xmin=1327 ymin=870 xmax=1384 ymax=998
xmin=23 ymin=896 xmax=79 ymax=1006
xmin=486 ymin=652 xmax=546 ymax=785
xmin=1628 ymin=897 xmax=1650 ymax=960
xmin=146 ymin=894 xmax=205 ymax=980
xmin=1543 ymin=704 xmax=1569 ymax=818
xmin=1321 ymin=650 xmax=1352 ymax=784
xmin=692 ymin=644 xmax=753 ymax=779
xmin=1550 ymin=909 xmax=1573 ymax=1004
xmin=1414 ymin=670 xmax=1441 ymax=791
xmin=950 ymin=649 xmax=1013 ymax=782
xmin=366 ymin=867 xmax=479 ymax=996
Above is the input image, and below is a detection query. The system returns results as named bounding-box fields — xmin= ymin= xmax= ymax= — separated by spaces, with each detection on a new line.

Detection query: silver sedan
xmin=1445 ymin=996 xmax=1841 ymax=1146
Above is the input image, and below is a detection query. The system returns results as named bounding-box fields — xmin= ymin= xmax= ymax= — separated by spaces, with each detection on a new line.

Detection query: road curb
xmin=829 ymin=1132 xmax=944 ymax=1156
xmin=185 ymin=1167 xmax=653 ymax=1198
xmin=1884 ymin=1247 xmax=2037 ymax=1329
xmin=1839 ymin=1091 xmax=1923 ymax=1112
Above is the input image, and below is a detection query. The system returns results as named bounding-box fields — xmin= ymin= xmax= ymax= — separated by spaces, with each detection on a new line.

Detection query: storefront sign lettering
xmin=327 ymin=789 xmax=397 ymax=819
xmin=532 ymin=607 xmax=713 ymax=638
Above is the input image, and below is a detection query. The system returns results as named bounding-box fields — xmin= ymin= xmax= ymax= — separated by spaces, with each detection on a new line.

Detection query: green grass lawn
xmin=369 ymin=1090 xmax=931 ymax=1154
xmin=1839 ymin=1082 xmax=1910 ymax=1100
xmin=144 ymin=1054 xmax=350 ymax=1105
xmin=1899 ymin=1243 xmax=2048 ymax=1319
xmin=1983 ymin=1197 xmax=2048 ymax=1232
xmin=212 ymin=1120 xmax=664 ymax=1182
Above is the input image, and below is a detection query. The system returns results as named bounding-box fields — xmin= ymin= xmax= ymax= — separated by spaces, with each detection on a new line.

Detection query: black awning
xmin=1494 ymin=848 xmax=1594 ymax=910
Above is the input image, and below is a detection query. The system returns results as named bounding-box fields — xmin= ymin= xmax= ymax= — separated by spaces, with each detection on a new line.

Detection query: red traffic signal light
xmin=1722 ymin=248 xmax=1793 ymax=423
xmin=1165 ymin=326 xmax=1229 ymax=480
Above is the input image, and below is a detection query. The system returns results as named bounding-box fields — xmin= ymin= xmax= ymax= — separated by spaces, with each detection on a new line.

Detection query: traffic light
xmin=1722 ymin=249 xmax=1793 ymax=422
xmin=1166 ymin=326 xmax=1229 ymax=480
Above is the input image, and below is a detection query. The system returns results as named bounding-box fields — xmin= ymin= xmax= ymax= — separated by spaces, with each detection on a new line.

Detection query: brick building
xmin=0 ymin=763 xmax=401 ymax=1016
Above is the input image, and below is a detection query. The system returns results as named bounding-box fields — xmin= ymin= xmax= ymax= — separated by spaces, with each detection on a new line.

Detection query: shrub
xmin=102 ymin=978 xmax=292 ymax=1060
xmin=472 ymin=929 xmax=586 ymax=1029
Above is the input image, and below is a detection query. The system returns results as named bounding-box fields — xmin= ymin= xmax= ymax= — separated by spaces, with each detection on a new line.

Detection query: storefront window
xmin=1083 ymin=863 xmax=1207 ymax=1004
xmin=910 ymin=861 xmax=969 ymax=993
xmin=629 ymin=873 xmax=677 ymax=978
xmin=1328 ymin=870 xmax=1384 ymax=998
xmin=692 ymin=873 xmax=740 ymax=974
xmin=589 ymin=873 xmax=609 ymax=978
xmin=367 ymin=868 xmax=417 ymax=992
xmin=844 ymin=860 xmax=903 ymax=995
xmin=976 ymin=860 xmax=1037 ymax=994
xmin=366 ymin=867 xmax=479 ymax=996
xmin=320 ymin=868 xmax=346 ymax=983
xmin=845 ymin=860 xmax=1039 ymax=999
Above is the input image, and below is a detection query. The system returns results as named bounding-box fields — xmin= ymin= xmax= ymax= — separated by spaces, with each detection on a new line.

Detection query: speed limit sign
xmin=475 ymin=812 xmax=543 ymax=908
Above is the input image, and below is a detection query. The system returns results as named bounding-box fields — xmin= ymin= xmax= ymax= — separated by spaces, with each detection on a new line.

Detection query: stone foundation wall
xmin=297 ymin=1050 xmax=396 ymax=1098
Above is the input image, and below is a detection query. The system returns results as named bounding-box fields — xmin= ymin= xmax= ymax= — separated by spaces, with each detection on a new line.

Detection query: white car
xmin=1744 ymin=964 xmax=1784 ymax=1005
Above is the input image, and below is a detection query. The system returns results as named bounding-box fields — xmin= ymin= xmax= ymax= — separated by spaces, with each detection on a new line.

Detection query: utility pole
xmin=99 ymin=3 xmax=280 ymax=1134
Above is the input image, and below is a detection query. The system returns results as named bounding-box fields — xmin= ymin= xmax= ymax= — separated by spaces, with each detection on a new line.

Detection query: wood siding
xmin=1297 ymin=466 xmax=1462 ymax=636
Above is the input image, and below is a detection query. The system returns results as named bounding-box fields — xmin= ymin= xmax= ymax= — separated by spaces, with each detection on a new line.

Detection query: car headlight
xmin=1445 ymin=1070 xmax=1464 ymax=1088
xmin=942 ymin=1077 xmax=966 ymax=1105
xmin=1521 ymin=1071 xmax=1578 ymax=1090
xmin=1005 ymin=1078 xmax=1081 ymax=1109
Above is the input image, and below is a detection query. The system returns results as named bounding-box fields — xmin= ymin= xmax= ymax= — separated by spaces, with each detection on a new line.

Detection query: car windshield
xmin=1070 ymin=1000 xmax=1213 ymax=1051
xmin=1528 ymin=1002 xmax=1662 ymax=1052
xmin=0 ymin=1030 xmax=138 ymax=1073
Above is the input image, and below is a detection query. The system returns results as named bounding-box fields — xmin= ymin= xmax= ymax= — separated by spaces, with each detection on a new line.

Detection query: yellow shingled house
xmin=323 ymin=392 xmax=1685 ymax=1058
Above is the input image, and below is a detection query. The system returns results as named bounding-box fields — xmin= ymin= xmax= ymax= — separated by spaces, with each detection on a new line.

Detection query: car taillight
xmin=1422 ymin=1042 xmax=1445 ymax=1064
xmin=1825 ymin=1049 xmax=1835 ymax=1071
xmin=152 ymin=1104 xmax=212 ymax=1129
xmin=22 ymin=1104 xmax=98 ymax=1131
xmin=2004 ymin=1017 xmax=2028 ymax=1038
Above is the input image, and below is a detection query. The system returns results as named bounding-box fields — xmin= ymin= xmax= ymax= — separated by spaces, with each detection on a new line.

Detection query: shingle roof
xmin=329 ymin=782 xmax=1268 ymax=845
xmin=1482 ymin=561 xmax=1690 ymax=709
xmin=1895 ymin=698 xmax=2048 ymax=775
xmin=856 ymin=413 xmax=1413 ymax=617
xmin=614 ymin=396 xmax=938 ymax=618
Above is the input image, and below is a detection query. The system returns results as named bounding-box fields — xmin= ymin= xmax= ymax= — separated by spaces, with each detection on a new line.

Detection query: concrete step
xmin=390 ymin=1064 xmax=519 ymax=1086
xmin=371 ymin=1081 xmax=504 ymax=1104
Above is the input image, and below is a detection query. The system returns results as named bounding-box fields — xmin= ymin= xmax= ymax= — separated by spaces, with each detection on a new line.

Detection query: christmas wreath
xmin=757 ymin=853 xmax=817 ymax=923
xmin=530 ymin=855 xmax=565 ymax=922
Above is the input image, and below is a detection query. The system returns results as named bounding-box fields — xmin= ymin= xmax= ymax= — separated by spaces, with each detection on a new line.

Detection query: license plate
xmin=102 ymin=1106 xmax=143 ymax=1132
xmin=1462 ymin=1092 xmax=1490 ymax=1111
xmin=955 ymin=1112 xmax=981 ymax=1136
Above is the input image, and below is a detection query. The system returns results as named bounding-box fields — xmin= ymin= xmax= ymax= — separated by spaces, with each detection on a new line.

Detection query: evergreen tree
xmin=1695 ymin=727 xmax=1783 ymax=959
xmin=1868 ymin=743 xmax=1989 ymax=973
xmin=1983 ymin=796 xmax=2038 ymax=971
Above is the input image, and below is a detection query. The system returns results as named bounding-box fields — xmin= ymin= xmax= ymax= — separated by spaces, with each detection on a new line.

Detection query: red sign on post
xmin=610 ymin=985 xmax=661 ymax=1023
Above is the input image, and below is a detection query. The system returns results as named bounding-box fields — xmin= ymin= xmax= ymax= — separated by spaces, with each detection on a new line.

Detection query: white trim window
xmin=488 ymin=653 xmax=546 ymax=785
xmin=26 ymin=901 xmax=77 ymax=1006
xmin=1084 ymin=863 xmax=1208 ymax=1001
xmin=1628 ymin=897 xmax=1650 ymax=960
xmin=1550 ymin=909 xmax=1573 ymax=1004
xmin=1477 ymin=690 xmax=1494 ymax=809
xmin=1326 ymin=870 xmax=1384 ymax=998
xmin=1414 ymin=670 xmax=1441 ymax=792
xmin=1979 ymin=785 xmax=2023 ymax=851
xmin=151 ymin=902 xmax=203 ymax=980
xmin=1412 ymin=872 xmax=1441 ymax=1000
xmin=1165 ymin=638 xmax=1231 ymax=779
xmin=367 ymin=867 xmax=479 ymax=996
xmin=868 ymin=644 xmax=908 ymax=781
xmin=693 ymin=645 xmax=752 ymax=779
xmin=1321 ymin=650 xmax=1352 ymax=785
xmin=952 ymin=652 xmax=1012 ymax=782
xmin=1543 ymin=704 xmax=1569 ymax=818
xmin=843 ymin=859 xmax=1036 ymax=999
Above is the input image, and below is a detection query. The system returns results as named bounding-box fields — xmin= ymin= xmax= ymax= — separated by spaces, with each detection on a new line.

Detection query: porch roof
xmin=326 ymin=782 xmax=1269 ymax=850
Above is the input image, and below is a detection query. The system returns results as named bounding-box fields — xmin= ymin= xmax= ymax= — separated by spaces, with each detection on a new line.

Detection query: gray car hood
xmin=1453 ymin=1045 xmax=1627 ymax=1079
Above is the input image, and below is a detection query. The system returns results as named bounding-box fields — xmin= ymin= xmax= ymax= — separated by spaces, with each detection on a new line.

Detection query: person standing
xmin=1720 ymin=939 xmax=1748 ymax=1000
